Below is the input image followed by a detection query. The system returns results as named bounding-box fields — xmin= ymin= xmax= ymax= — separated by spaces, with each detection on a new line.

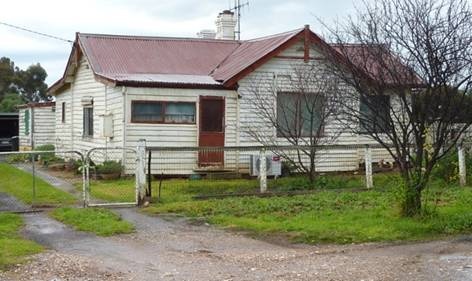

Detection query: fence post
xmin=31 ymin=153 xmax=36 ymax=209
xmin=136 ymin=139 xmax=147 ymax=206
xmin=458 ymin=144 xmax=467 ymax=187
xmin=365 ymin=145 xmax=373 ymax=189
xmin=259 ymin=147 xmax=267 ymax=193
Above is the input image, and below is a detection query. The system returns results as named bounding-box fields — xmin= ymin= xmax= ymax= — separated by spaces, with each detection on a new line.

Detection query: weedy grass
xmin=0 ymin=213 xmax=42 ymax=270
xmin=50 ymin=207 xmax=134 ymax=236
xmin=0 ymin=163 xmax=76 ymax=206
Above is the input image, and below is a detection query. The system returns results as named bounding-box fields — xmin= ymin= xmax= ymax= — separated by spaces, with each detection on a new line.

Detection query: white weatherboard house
xmin=48 ymin=11 xmax=392 ymax=174
xmin=18 ymin=102 xmax=56 ymax=150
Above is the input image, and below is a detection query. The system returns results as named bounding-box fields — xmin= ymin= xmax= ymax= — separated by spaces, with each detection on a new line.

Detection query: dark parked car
xmin=0 ymin=113 xmax=19 ymax=151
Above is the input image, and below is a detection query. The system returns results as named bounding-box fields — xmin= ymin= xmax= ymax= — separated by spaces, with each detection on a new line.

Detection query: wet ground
xmin=0 ymin=208 xmax=471 ymax=280
xmin=1 ymin=167 xmax=472 ymax=280
xmin=0 ymin=192 xmax=28 ymax=212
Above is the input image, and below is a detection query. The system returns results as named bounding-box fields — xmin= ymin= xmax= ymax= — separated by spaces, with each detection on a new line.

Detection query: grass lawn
xmin=0 ymin=163 xmax=76 ymax=206
xmin=85 ymin=173 xmax=367 ymax=203
xmin=50 ymin=207 xmax=134 ymax=236
xmin=82 ymin=171 xmax=472 ymax=244
xmin=142 ymin=173 xmax=472 ymax=244
xmin=0 ymin=213 xmax=42 ymax=270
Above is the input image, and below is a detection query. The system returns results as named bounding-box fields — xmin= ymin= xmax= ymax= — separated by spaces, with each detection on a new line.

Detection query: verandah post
xmin=259 ymin=147 xmax=267 ymax=193
xmin=136 ymin=139 xmax=147 ymax=206
xmin=365 ymin=145 xmax=373 ymax=189
xmin=458 ymin=144 xmax=467 ymax=187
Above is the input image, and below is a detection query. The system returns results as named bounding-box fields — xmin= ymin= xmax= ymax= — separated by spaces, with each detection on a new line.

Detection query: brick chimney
xmin=215 ymin=10 xmax=237 ymax=40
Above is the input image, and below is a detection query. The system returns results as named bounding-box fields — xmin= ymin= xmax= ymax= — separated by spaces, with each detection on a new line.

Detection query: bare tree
xmin=244 ymin=62 xmax=341 ymax=183
xmin=321 ymin=0 xmax=472 ymax=216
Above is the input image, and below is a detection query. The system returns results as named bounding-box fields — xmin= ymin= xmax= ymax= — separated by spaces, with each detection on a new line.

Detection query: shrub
xmin=432 ymin=149 xmax=472 ymax=183
xmin=95 ymin=160 xmax=122 ymax=174
xmin=6 ymin=154 xmax=30 ymax=163
xmin=33 ymin=144 xmax=56 ymax=164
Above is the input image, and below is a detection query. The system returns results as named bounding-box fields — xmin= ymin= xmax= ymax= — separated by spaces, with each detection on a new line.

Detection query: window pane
xmin=61 ymin=102 xmax=66 ymax=123
xmin=24 ymin=109 xmax=30 ymax=135
xmin=277 ymin=93 xmax=298 ymax=136
xmin=165 ymin=102 xmax=196 ymax=123
xmin=359 ymin=95 xmax=390 ymax=133
xmin=300 ymin=94 xmax=323 ymax=136
xmin=83 ymin=107 xmax=93 ymax=137
xmin=132 ymin=102 xmax=163 ymax=122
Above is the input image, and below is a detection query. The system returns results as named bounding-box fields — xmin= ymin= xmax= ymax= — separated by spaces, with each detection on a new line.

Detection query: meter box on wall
xmin=101 ymin=113 xmax=114 ymax=138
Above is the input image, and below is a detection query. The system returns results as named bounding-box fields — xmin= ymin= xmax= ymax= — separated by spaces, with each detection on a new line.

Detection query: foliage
xmin=0 ymin=163 xmax=75 ymax=205
xmin=95 ymin=160 xmax=122 ymax=174
xmin=0 ymin=92 xmax=24 ymax=112
xmin=6 ymin=153 xmax=30 ymax=163
xmin=33 ymin=144 xmax=56 ymax=164
xmin=431 ymin=149 xmax=472 ymax=184
xmin=0 ymin=213 xmax=42 ymax=269
xmin=0 ymin=57 xmax=49 ymax=109
xmin=81 ymin=173 xmax=369 ymax=203
xmin=323 ymin=0 xmax=472 ymax=216
xmin=144 ymin=176 xmax=472 ymax=244
xmin=50 ymin=207 xmax=134 ymax=236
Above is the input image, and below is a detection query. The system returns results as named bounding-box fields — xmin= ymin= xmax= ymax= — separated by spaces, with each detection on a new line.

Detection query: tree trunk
xmin=403 ymin=184 xmax=422 ymax=217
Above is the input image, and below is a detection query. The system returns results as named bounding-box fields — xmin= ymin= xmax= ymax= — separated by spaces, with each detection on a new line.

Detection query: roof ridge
xmin=78 ymin=32 xmax=241 ymax=44
xmin=244 ymin=27 xmax=304 ymax=42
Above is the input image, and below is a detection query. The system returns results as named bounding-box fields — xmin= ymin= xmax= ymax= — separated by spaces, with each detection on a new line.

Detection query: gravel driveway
xmin=1 ymin=208 xmax=472 ymax=281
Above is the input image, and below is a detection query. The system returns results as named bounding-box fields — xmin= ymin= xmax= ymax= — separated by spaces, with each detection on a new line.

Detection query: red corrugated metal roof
xmin=211 ymin=28 xmax=303 ymax=83
xmin=49 ymin=26 xmax=419 ymax=93
xmin=79 ymin=33 xmax=240 ymax=77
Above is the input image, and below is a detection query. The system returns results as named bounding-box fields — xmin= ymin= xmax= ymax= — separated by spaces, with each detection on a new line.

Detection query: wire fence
xmin=0 ymin=142 xmax=470 ymax=212
xmin=144 ymin=144 xmax=396 ymax=200
xmin=0 ymin=150 xmax=84 ymax=212
xmin=144 ymin=143 xmax=472 ymax=201
xmin=85 ymin=147 xmax=138 ymax=207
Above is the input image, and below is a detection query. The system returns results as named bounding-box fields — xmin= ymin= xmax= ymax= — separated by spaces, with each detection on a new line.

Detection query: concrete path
xmin=0 ymin=192 xmax=29 ymax=212
xmin=14 ymin=164 xmax=81 ymax=198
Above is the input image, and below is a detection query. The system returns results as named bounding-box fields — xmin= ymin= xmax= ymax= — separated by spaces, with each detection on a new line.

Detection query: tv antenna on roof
xmin=230 ymin=0 xmax=249 ymax=40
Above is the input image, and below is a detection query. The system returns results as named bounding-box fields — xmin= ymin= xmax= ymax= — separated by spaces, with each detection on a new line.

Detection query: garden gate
xmin=85 ymin=146 xmax=143 ymax=207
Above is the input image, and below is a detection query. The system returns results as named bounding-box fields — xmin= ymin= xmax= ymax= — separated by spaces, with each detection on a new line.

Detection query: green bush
xmin=6 ymin=154 xmax=30 ymax=163
xmin=65 ymin=159 xmax=84 ymax=174
xmin=432 ymin=149 xmax=472 ymax=183
xmin=95 ymin=160 xmax=122 ymax=174
xmin=34 ymin=144 xmax=56 ymax=164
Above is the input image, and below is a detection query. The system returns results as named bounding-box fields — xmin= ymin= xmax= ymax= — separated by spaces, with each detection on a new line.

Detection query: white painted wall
xmin=19 ymin=106 xmax=55 ymax=149
xmin=237 ymin=40 xmax=393 ymax=172
xmin=124 ymin=87 xmax=238 ymax=174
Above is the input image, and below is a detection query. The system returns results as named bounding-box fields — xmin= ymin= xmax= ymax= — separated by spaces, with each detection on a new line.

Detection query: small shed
xmin=0 ymin=113 xmax=19 ymax=151
xmin=18 ymin=102 xmax=56 ymax=150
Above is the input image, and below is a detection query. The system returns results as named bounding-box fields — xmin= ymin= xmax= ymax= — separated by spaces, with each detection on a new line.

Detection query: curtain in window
xmin=165 ymin=103 xmax=195 ymax=123
xmin=132 ymin=103 xmax=163 ymax=122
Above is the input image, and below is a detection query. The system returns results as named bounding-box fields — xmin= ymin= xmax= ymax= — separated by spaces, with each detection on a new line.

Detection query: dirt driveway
xmin=1 ymin=208 xmax=472 ymax=281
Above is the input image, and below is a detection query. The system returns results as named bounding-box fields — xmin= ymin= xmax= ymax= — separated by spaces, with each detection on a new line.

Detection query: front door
xmin=199 ymin=96 xmax=225 ymax=167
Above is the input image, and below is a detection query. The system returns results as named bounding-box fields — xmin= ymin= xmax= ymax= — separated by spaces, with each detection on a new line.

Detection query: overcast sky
xmin=0 ymin=0 xmax=366 ymax=85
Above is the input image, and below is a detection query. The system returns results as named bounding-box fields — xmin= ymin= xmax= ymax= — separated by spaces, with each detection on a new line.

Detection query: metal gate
xmin=0 ymin=150 xmax=85 ymax=212
xmin=85 ymin=147 xmax=138 ymax=207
